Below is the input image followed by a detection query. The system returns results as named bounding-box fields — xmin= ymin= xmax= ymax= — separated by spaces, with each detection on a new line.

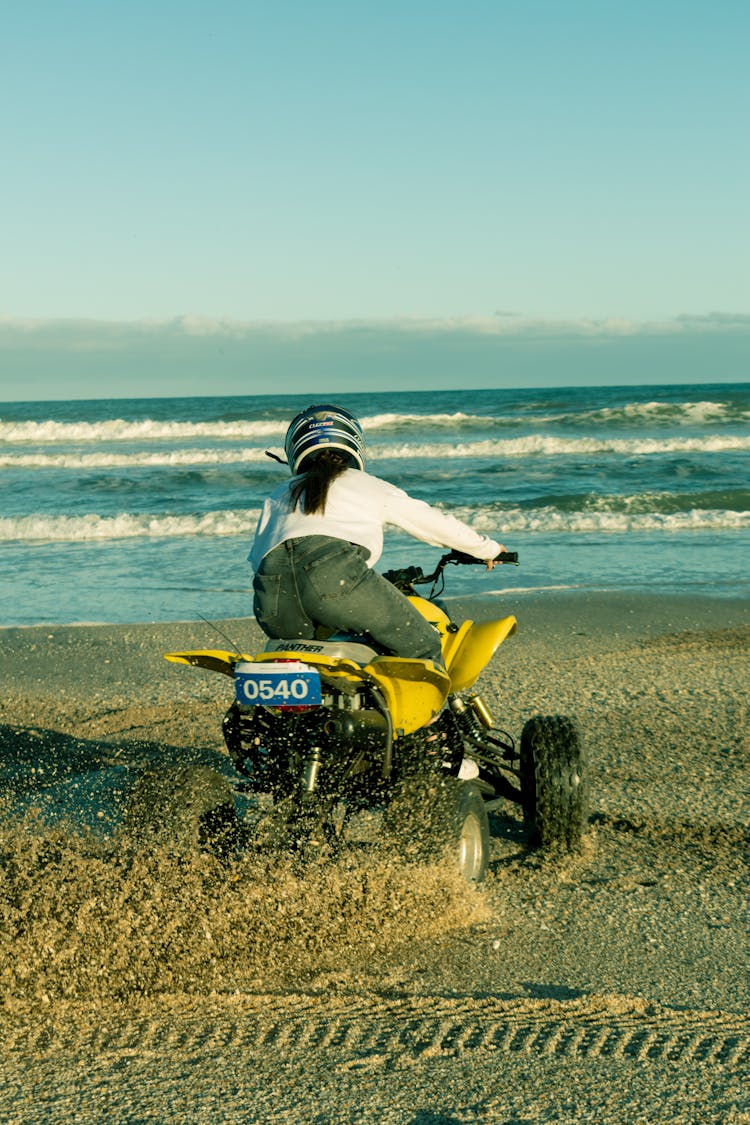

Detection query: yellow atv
xmin=137 ymin=550 xmax=588 ymax=882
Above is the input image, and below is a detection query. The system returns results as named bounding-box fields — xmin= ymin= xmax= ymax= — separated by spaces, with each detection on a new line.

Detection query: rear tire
xmin=450 ymin=780 xmax=490 ymax=883
xmin=385 ymin=775 xmax=490 ymax=883
xmin=122 ymin=765 xmax=239 ymax=857
xmin=520 ymin=715 xmax=589 ymax=851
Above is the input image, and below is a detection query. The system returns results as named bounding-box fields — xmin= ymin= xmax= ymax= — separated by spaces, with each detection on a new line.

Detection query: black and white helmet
xmin=284 ymin=403 xmax=366 ymax=474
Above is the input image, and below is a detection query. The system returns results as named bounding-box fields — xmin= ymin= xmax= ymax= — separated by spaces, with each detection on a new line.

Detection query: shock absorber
xmin=301 ymin=746 xmax=323 ymax=794
xmin=448 ymin=693 xmax=494 ymax=738
xmin=468 ymin=693 xmax=494 ymax=729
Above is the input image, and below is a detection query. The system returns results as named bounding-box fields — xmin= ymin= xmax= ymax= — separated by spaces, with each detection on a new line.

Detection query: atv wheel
xmin=450 ymin=780 xmax=490 ymax=883
xmin=385 ymin=775 xmax=490 ymax=884
xmin=122 ymin=765 xmax=239 ymax=857
xmin=520 ymin=715 xmax=589 ymax=851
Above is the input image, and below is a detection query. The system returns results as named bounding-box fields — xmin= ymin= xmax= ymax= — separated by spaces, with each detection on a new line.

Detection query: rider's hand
xmin=486 ymin=545 xmax=507 ymax=570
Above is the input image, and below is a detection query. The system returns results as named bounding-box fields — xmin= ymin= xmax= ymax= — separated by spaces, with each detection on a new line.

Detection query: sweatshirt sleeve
xmin=376 ymin=476 xmax=501 ymax=560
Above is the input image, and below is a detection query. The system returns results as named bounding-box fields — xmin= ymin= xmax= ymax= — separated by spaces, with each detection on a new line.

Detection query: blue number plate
xmin=234 ymin=661 xmax=322 ymax=708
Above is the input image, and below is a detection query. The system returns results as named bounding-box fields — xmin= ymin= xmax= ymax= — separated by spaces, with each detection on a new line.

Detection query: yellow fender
xmin=445 ymin=616 xmax=517 ymax=692
xmin=405 ymin=594 xmax=518 ymax=691
xmin=164 ymin=647 xmax=451 ymax=738
xmin=164 ymin=602 xmax=516 ymax=734
xmin=363 ymin=657 xmax=451 ymax=737
xmin=165 ymin=648 xmax=368 ymax=685
xmin=164 ymin=649 xmax=246 ymax=676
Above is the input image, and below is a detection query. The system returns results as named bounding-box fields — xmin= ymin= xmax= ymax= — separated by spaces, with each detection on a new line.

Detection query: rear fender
xmin=446 ymin=616 xmax=517 ymax=692
xmin=164 ymin=649 xmax=246 ymax=677
xmin=256 ymin=651 xmax=451 ymax=734
xmin=364 ymin=657 xmax=451 ymax=737
xmin=165 ymin=648 xmax=453 ymax=738
xmin=164 ymin=648 xmax=373 ymax=690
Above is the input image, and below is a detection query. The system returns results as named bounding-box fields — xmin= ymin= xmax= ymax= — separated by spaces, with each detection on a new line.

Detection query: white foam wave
xmin=452 ymin=505 xmax=750 ymax=534
xmin=0 ymin=418 xmax=286 ymax=444
xmin=611 ymin=400 xmax=734 ymax=423
xmin=3 ymin=504 xmax=748 ymax=545
xmin=0 ymin=509 xmax=261 ymax=543
xmin=0 ymin=411 xmax=481 ymax=445
xmin=536 ymin=399 xmax=750 ymax=426
xmin=2 ymin=432 xmax=748 ymax=470
xmin=0 ymin=447 xmax=273 ymax=469
xmin=2 ymin=398 xmax=747 ymax=447
xmin=375 ymin=434 xmax=750 ymax=459
xmin=363 ymin=411 xmax=484 ymax=429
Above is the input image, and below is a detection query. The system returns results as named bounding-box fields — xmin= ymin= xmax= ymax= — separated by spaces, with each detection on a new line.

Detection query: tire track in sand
xmin=2 ymin=993 xmax=748 ymax=1069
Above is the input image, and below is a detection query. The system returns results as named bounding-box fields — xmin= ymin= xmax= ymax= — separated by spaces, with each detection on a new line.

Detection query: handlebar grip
xmin=446 ymin=551 xmax=484 ymax=565
xmin=446 ymin=549 xmax=519 ymax=566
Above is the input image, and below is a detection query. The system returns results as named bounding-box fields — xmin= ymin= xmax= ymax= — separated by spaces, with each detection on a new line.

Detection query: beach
xmin=0 ymin=591 xmax=748 ymax=1123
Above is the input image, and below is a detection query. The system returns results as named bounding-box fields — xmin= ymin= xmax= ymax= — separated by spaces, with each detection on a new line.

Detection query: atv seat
xmin=263 ymin=637 xmax=379 ymax=665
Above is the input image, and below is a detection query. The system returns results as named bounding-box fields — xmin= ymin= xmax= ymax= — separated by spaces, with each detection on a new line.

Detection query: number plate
xmin=234 ymin=661 xmax=322 ymax=708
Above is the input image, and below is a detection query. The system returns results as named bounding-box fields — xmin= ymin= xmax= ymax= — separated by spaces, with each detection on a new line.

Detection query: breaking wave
xmin=0 ymin=413 xmax=478 ymax=445
xmin=374 ymin=435 xmax=750 ymax=459
xmin=0 ymin=418 xmax=286 ymax=445
xmin=2 ymin=433 xmax=749 ymax=471
xmin=0 ymin=448 xmax=273 ymax=470
xmin=535 ymin=399 xmax=750 ymax=427
xmin=0 ymin=510 xmax=261 ymax=543
xmin=2 ymin=398 xmax=748 ymax=447
xmin=3 ymin=502 xmax=748 ymax=544
xmin=491 ymin=507 xmax=750 ymax=534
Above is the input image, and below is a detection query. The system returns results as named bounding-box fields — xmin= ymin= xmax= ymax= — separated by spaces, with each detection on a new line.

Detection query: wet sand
xmin=0 ymin=591 xmax=748 ymax=1123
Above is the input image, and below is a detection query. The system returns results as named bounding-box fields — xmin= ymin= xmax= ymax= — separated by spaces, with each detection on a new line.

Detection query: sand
xmin=0 ymin=591 xmax=748 ymax=1123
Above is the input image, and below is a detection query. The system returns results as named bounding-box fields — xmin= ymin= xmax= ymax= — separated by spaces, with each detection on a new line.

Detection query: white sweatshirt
xmin=248 ymin=468 xmax=501 ymax=569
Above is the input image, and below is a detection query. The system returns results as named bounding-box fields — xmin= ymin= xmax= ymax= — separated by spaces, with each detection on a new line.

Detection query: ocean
xmin=1 ymin=383 xmax=748 ymax=627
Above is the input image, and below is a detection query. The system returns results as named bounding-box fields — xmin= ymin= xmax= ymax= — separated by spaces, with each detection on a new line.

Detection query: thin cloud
xmin=1 ymin=311 xmax=749 ymax=351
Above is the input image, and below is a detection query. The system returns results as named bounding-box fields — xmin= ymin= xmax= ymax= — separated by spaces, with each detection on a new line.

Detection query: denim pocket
xmin=253 ymin=572 xmax=281 ymax=622
xmin=304 ymin=546 xmax=368 ymax=601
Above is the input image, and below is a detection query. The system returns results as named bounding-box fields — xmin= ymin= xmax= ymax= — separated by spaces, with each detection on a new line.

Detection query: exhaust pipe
xmin=300 ymin=710 xmax=390 ymax=795
xmin=323 ymin=709 xmax=388 ymax=746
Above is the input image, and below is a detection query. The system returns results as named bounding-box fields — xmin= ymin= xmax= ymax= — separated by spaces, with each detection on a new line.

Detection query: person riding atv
xmin=249 ymin=403 xmax=512 ymax=667
xmin=124 ymin=405 xmax=588 ymax=884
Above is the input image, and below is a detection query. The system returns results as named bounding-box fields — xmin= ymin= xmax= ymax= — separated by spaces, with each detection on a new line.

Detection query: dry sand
xmin=0 ymin=591 xmax=748 ymax=1123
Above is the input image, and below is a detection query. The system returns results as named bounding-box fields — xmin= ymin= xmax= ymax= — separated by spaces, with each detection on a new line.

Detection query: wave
xmin=0 ymin=418 xmax=287 ymax=445
xmin=535 ymin=399 xmax=750 ymax=427
xmin=3 ymin=398 xmax=747 ymax=446
xmin=364 ymin=411 xmax=496 ymax=431
xmin=3 ymin=433 xmax=750 ymax=470
xmin=376 ymin=435 xmax=750 ymax=458
xmin=448 ymin=504 xmax=750 ymax=536
xmin=490 ymin=506 xmax=750 ymax=534
xmin=0 ymin=447 xmax=274 ymax=469
xmin=0 ymin=413 xmax=477 ymax=445
xmin=0 ymin=509 xmax=261 ymax=543
xmin=3 ymin=503 xmax=748 ymax=545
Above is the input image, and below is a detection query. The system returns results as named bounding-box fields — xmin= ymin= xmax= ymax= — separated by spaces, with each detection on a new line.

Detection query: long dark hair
xmin=288 ymin=449 xmax=352 ymax=515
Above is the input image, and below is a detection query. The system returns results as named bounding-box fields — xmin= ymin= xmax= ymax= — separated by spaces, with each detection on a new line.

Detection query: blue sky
xmin=1 ymin=0 xmax=748 ymax=397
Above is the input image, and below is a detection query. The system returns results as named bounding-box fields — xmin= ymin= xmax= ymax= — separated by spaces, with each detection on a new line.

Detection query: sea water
xmin=1 ymin=383 xmax=748 ymax=626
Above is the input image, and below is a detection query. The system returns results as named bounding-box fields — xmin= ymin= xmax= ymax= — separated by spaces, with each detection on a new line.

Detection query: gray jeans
xmin=252 ymin=536 xmax=442 ymax=664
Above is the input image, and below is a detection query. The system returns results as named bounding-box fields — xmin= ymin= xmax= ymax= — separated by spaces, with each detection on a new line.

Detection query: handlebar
xmin=447 ymin=550 xmax=519 ymax=566
xmin=383 ymin=548 xmax=519 ymax=596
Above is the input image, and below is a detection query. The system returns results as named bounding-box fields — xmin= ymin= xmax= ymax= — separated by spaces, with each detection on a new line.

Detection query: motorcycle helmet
xmin=284 ymin=403 xmax=366 ymax=474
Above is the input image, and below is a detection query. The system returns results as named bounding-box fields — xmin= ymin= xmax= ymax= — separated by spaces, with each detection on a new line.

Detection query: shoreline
xmin=3 ymin=584 xmax=750 ymax=633
xmin=3 ymin=576 xmax=750 ymax=635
